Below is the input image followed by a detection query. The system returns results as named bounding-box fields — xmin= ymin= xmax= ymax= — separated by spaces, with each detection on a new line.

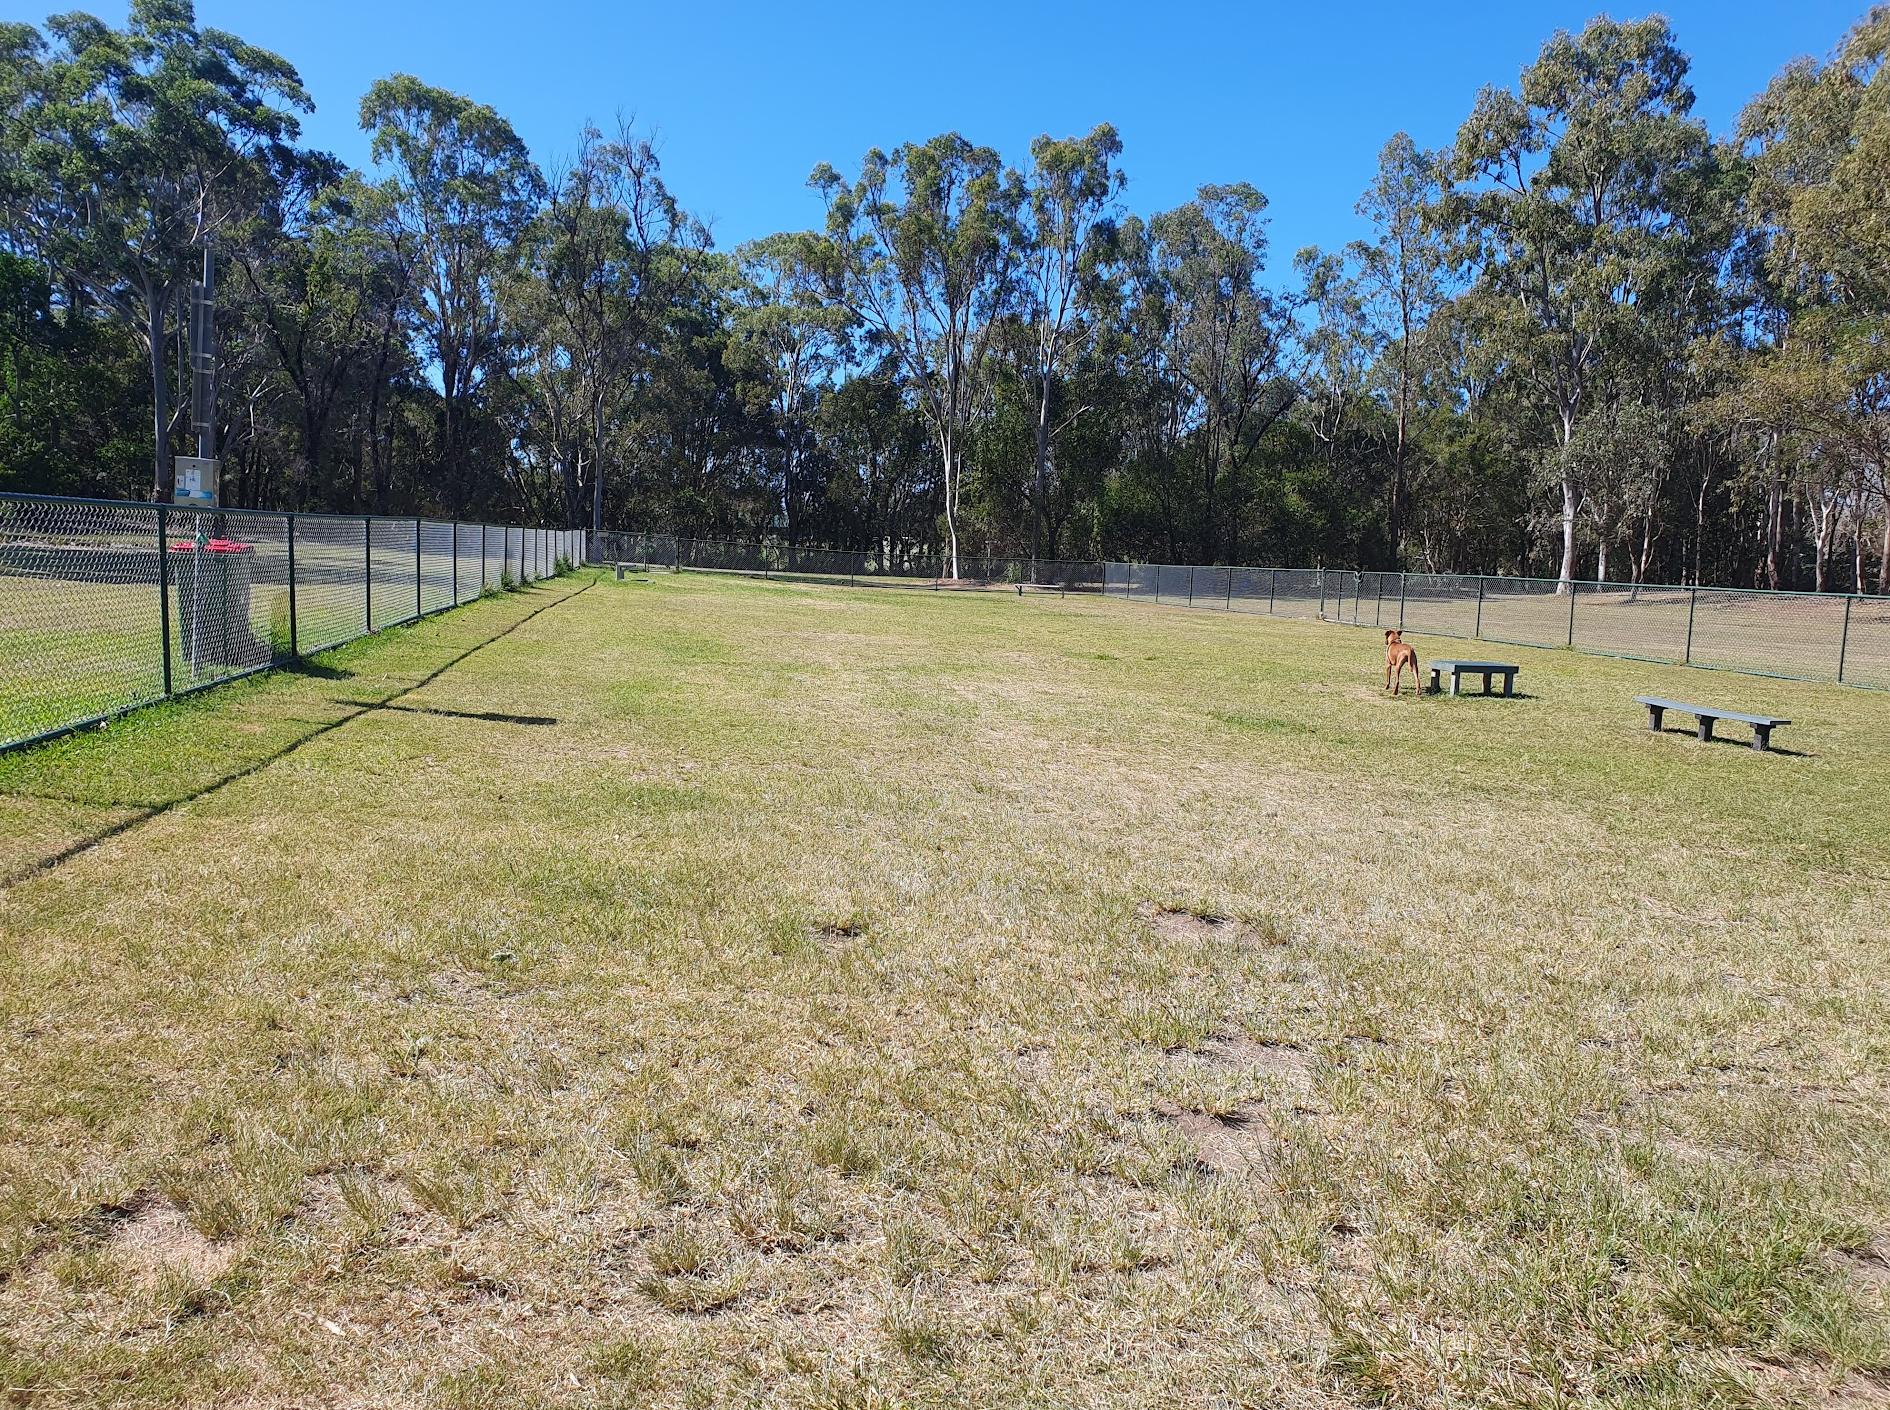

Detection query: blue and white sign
xmin=173 ymin=456 xmax=220 ymax=508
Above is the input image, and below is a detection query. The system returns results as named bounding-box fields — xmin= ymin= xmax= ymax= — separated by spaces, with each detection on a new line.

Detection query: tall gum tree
xmin=4 ymin=0 xmax=308 ymax=499
xmin=810 ymin=133 xmax=1022 ymax=580
xmin=360 ymin=74 xmax=542 ymax=514
xmin=1443 ymin=16 xmax=1716 ymax=589
xmin=1351 ymin=133 xmax=1449 ymax=567
xmin=729 ymin=231 xmax=850 ymax=547
xmin=1018 ymin=124 xmax=1123 ymax=572
xmin=507 ymin=122 xmax=700 ymax=531
xmin=1124 ymin=184 xmax=1294 ymax=563
xmin=1734 ymin=7 xmax=1890 ymax=591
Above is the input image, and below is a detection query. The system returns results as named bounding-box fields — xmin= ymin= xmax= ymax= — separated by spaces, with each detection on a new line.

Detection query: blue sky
xmin=9 ymin=1 xmax=1868 ymax=269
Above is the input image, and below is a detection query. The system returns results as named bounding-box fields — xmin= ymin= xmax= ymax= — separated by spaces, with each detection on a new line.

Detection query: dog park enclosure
xmin=0 ymin=493 xmax=584 ymax=751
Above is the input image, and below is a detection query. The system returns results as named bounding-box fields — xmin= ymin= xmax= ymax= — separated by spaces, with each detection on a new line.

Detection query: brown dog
xmin=1384 ymin=629 xmax=1420 ymax=695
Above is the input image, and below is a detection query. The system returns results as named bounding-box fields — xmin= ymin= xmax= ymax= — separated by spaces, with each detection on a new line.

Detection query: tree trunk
xmin=1765 ymin=474 xmax=1784 ymax=590
xmin=591 ymin=398 xmax=606 ymax=535
xmin=1813 ymin=501 xmax=1835 ymax=593
xmin=1596 ymin=536 xmax=1609 ymax=585
xmin=1389 ymin=393 xmax=1407 ymax=569
xmin=1558 ymin=476 xmax=1579 ymax=591
xmin=1878 ymin=507 xmax=1890 ymax=595
xmin=939 ymin=429 xmax=961 ymax=580
xmin=1033 ymin=371 xmax=1051 ymax=583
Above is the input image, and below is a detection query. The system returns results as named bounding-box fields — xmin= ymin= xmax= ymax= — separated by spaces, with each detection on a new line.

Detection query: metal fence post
xmin=1375 ymin=574 xmax=1384 ymax=627
xmin=1684 ymin=585 xmax=1697 ymax=665
xmin=156 ymin=504 xmax=173 ymax=695
xmin=1318 ymin=568 xmax=1326 ymax=618
xmin=1269 ymin=568 xmax=1278 ymax=615
xmin=363 ymin=515 xmax=373 ymax=632
xmin=1187 ymin=567 xmax=1195 ymax=607
xmin=1475 ymin=576 xmax=1486 ymax=639
xmin=286 ymin=513 xmax=298 ymax=657
xmin=1839 ymin=596 xmax=1854 ymax=683
xmin=1225 ymin=568 xmax=1234 ymax=609
xmin=1566 ymin=580 xmax=1577 ymax=647
xmin=414 ymin=515 xmax=423 ymax=619
xmin=1398 ymin=571 xmax=1407 ymax=629
xmin=451 ymin=521 xmax=458 ymax=604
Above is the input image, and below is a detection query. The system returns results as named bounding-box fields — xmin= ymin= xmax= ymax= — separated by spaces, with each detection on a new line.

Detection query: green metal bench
xmin=1429 ymin=659 xmax=1519 ymax=697
xmin=1635 ymin=695 xmax=1791 ymax=752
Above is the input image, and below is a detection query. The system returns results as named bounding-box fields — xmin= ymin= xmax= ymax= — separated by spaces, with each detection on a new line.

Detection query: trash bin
xmin=169 ymin=537 xmax=266 ymax=670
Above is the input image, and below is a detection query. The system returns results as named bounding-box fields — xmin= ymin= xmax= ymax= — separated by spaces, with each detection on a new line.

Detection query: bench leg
xmin=1503 ymin=674 xmax=1514 ymax=697
xmin=1448 ymin=671 xmax=1460 ymax=697
xmin=1645 ymin=704 xmax=1663 ymax=732
xmin=1697 ymin=716 xmax=1713 ymax=743
xmin=1752 ymin=725 xmax=1771 ymax=752
xmin=1428 ymin=667 xmax=1438 ymax=695
xmin=1482 ymin=672 xmax=1494 ymax=695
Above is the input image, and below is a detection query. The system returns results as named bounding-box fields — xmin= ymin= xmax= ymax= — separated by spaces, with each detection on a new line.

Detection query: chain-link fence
xmin=0 ymin=493 xmax=586 ymax=752
xmin=593 ymin=530 xmax=1106 ymax=592
xmin=1103 ymin=562 xmax=1889 ymax=691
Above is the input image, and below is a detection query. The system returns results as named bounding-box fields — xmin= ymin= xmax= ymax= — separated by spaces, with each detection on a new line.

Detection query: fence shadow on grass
xmin=350 ymin=701 xmax=560 ymax=727
xmin=0 ymin=578 xmax=593 ymax=889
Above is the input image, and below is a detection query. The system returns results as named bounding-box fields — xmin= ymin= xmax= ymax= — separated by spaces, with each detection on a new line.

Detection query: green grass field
xmin=1 ymin=567 xmax=1887 ymax=1408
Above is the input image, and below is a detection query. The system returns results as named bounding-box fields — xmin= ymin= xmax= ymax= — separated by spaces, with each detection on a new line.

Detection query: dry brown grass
xmin=0 ymin=567 xmax=1887 ymax=1407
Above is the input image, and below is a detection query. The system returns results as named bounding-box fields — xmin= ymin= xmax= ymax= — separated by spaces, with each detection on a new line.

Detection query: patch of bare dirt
xmin=1740 ymin=1356 xmax=1890 ymax=1406
xmin=812 ymin=921 xmax=862 ymax=946
xmin=1831 ymin=1241 xmax=1890 ymax=1294
xmin=1172 ymin=1033 xmax=1316 ymax=1094
xmin=1152 ymin=1100 xmax=1272 ymax=1176
xmin=1137 ymin=901 xmax=1275 ymax=948
xmin=105 ymin=1193 xmax=236 ymax=1287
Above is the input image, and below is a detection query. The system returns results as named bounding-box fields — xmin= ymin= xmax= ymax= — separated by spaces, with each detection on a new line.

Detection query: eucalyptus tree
xmin=360 ymin=75 xmax=543 ymax=512
xmin=508 ymin=121 xmax=701 ymax=529
xmin=1443 ymin=16 xmax=1718 ymax=588
xmin=1736 ymin=6 xmax=1890 ymax=590
xmin=226 ymin=156 xmax=425 ymax=510
xmin=1294 ymin=246 xmax=1374 ymax=479
xmin=1016 ymin=123 xmax=1122 ymax=570
xmin=1124 ymin=184 xmax=1295 ymax=562
xmin=1351 ymin=133 xmax=1450 ymax=564
xmin=1 ymin=0 xmax=309 ymax=498
xmin=809 ymin=133 xmax=1022 ymax=579
xmin=729 ymin=231 xmax=850 ymax=544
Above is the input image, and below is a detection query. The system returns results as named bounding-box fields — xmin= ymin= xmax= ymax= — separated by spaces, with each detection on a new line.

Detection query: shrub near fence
xmin=0 ymin=493 xmax=585 ymax=752
xmin=1104 ymin=562 xmax=1890 ymax=692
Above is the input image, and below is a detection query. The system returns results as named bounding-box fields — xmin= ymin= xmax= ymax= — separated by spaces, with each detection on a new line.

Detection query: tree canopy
xmin=2 ymin=2 xmax=1888 ymax=593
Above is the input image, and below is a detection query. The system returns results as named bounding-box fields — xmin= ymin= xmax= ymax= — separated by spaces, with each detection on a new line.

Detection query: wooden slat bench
xmin=1635 ymin=696 xmax=1791 ymax=752
xmin=1429 ymin=660 xmax=1520 ymax=697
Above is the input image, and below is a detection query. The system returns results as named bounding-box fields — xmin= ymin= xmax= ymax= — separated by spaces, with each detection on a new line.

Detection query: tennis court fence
xmin=0 ymin=492 xmax=586 ymax=752
xmin=1104 ymin=563 xmax=1890 ymax=691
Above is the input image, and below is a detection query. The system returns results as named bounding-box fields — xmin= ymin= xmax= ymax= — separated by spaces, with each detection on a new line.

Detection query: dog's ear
xmin=1384 ymin=629 xmax=1398 ymax=642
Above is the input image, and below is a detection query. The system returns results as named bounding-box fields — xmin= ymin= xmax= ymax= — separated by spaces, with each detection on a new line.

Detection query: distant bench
xmin=1635 ymin=696 xmax=1791 ymax=752
xmin=1429 ymin=660 xmax=1519 ymax=697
